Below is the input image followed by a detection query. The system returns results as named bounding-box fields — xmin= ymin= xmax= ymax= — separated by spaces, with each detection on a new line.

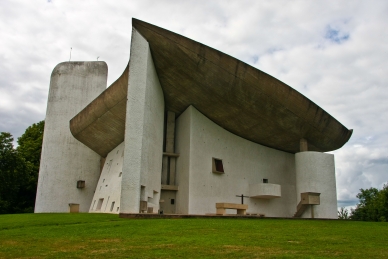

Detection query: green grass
xmin=0 ymin=214 xmax=387 ymax=258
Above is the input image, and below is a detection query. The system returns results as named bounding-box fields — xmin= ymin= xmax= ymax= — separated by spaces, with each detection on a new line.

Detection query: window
xmin=110 ymin=202 xmax=115 ymax=212
xmin=263 ymin=178 xmax=268 ymax=183
xmin=171 ymin=199 xmax=175 ymax=205
xmin=77 ymin=180 xmax=85 ymax=188
xmin=212 ymin=158 xmax=224 ymax=173
xmin=96 ymin=198 xmax=104 ymax=211
xmin=119 ymin=172 xmax=122 ymax=177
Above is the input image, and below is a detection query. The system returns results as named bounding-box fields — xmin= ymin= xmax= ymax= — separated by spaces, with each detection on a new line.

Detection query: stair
xmin=293 ymin=192 xmax=320 ymax=218
xmin=294 ymin=201 xmax=309 ymax=217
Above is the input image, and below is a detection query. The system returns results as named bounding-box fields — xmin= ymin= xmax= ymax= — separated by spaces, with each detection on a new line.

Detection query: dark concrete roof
xmin=70 ymin=18 xmax=352 ymax=157
xmin=70 ymin=64 xmax=128 ymax=156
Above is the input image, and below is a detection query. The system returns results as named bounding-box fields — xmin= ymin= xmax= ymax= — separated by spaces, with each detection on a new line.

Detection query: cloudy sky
xmin=1 ymin=0 xmax=387 ymax=209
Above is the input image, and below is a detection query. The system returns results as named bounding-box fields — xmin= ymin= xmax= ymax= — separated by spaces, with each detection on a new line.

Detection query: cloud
xmin=1 ymin=0 xmax=387 ymax=208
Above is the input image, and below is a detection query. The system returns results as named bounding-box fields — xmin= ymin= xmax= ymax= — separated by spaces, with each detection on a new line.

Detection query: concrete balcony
xmin=249 ymin=183 xmax=281 ymax=199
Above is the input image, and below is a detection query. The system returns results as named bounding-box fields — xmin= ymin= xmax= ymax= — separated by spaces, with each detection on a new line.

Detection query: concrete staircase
xmin=293 ymin=192 xmax=320 ymax=218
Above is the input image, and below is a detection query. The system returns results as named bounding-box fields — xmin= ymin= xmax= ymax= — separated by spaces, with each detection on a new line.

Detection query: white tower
xmin=295 ymin=151 xmax=338 ymax=218
xmin=35 ymin=62 xmax=107 ymax=213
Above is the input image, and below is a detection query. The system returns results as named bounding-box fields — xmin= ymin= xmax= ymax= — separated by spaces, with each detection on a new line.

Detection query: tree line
xmin=0 ymin=121 xmax=44 ymax=214
xmin=338 ymin=184 xmax=388 ymax=221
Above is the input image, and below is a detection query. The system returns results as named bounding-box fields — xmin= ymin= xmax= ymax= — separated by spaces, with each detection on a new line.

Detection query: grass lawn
xmin=0 ymin=213 xmax=387 ymax=258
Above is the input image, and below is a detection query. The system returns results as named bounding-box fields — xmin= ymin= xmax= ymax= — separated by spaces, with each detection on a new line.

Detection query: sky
xmin=1 ymin=0 xmax=387 ymax=210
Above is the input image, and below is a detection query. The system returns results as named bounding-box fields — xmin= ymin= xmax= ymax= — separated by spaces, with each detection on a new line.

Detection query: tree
xmin=351 ymin=185 xmax=388 ymax=222
xmin=0 ymin=121 xmax=44 ymax=214
xmin=17 ymin=121 xmax=45 ymax=204
xmin=338 ymin=207 xmax=350 ymax=219
xmin=0 ymin=132 xmax=32 ymax=213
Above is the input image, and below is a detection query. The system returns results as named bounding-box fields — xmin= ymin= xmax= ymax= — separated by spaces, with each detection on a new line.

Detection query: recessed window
xmin=96 ymin=198 xmax=104 ymax=211
xmin=76 ymin=180 xmax=85 ymax=188
xmin=110 ymin=201 xmax=115 ymax=212
xmin=171 ymin=199 xmax=175 ymax=205
xmin=263 ymin=178 xmax=268 ymax=183
xmin=119 ymin=172 xmax=122 ymax=177
xmin=212 ymin=158 xmax=224 ymax=173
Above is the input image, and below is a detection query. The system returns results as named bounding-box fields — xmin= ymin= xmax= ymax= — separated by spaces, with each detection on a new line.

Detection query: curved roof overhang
xmin=70 ymin=18 xmax=352 ymax=157
xmin=70 ymin=64 xmax=128 ymax=156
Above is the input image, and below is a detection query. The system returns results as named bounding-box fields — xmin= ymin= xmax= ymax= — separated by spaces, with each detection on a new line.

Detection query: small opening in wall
xmin=69 ymin=203 xmax=79 ymax=213
xmin=212 ymin=158 xmax=224 ymax=173
xmin=110 ymin=201 xmax=115 ymax=212
xmin=117 ymin=207 xmax=120 ymax=212
xmin=96 ymin=198 xmax=104 ymax=211
xmin=103 ymin=179 xmax=105 ymax=183
xmin=171 ymin=199 xmax=175 ymax=205
xmin=77 ymin=180 xmax=85 ymax=189
xmin=263 ymin=178 xmax=268 ymax=183
xmin=119 ymin=172 xmax=122 ymax=177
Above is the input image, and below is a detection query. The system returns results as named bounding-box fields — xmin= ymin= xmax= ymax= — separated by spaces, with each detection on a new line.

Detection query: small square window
xmin=263 ymin=178 xmax=268 ymax=183
xmin=77 ymin=180 xmax=85 ymax=188
xmin=212 ymin=158 xmax=224 ymax=173
xmin=171 ymin=199 xmax=175 ymax=205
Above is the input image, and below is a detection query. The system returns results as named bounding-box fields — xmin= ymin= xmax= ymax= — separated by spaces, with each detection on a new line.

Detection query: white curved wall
xmin=90 ymin=142 xmax=124 ymax=214
xmin=120 ymin=29 xmax=164 ymax=213
xmin=295 ymin=152 xmax=337 ymax=219
xmin=35 ymin=62 xmax=107 ymax=213
xmin=175 ymin=106 xmax=297 ymax=217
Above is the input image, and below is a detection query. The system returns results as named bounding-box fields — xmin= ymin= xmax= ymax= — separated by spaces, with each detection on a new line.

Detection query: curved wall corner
xmin=120 ymin=29 xmax=164 ymax=213
xmin=35 ymin=61 xmax=108 ymax=213
xmin=295 ymin=152 xmax=337 ymax=219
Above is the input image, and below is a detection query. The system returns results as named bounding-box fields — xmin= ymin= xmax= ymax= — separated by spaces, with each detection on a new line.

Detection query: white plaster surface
xmin=120 ymin=29 xmax=164 ymax=213
xmin=35 ymin=62 xmax=107 ymax=213
xmin=89 ymin=142 xmax=124 ymax=214
xmin=175 ymin=106 xmax=192 ymax=214
xmin=249 ymin=183 xmax=281 ymax=198
xmin=295 ymin=152 xmax=337 ymax=219
xmin=175 ymin=106 xmax=297 ymax=217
